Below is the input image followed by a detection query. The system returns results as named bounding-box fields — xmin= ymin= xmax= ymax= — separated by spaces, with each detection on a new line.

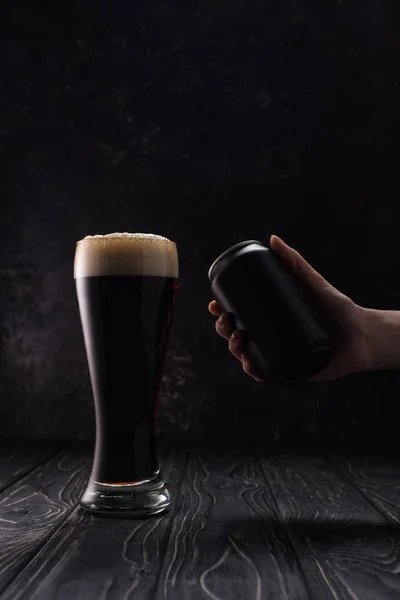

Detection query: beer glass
xmin=75 ymin=233 xmax=178 ymax=516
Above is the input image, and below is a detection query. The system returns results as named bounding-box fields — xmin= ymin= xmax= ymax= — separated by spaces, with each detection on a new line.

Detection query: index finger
xmin=208 ymin=300 xmax=223 ymax=316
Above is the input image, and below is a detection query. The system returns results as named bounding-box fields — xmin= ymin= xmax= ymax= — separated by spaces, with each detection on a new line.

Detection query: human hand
xmin=209 ymin=235 xmax=371 ymax=382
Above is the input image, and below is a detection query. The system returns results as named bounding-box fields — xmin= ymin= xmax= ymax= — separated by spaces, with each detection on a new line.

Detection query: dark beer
xmin=76 ymin=275 xmax=177 ymax=483
xmin=209 ymin=240 xmax=333 ymax=383
xmin=75 ymin=233 xmax=178 ymax=516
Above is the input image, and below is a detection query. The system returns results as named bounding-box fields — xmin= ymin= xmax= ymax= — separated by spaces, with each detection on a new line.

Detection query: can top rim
xmin=208 ymin=240 xmax=263 ymax=281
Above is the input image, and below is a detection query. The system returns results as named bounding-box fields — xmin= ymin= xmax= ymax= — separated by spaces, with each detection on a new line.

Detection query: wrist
xmin=361 ymin=307 xmax=400 ymax=372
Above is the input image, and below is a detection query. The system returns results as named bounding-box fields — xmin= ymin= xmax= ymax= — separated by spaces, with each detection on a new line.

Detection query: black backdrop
xmin=1 ymin=0 xmax=400 ymax=446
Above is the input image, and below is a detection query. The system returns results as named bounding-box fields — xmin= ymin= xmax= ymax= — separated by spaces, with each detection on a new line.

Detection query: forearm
xmin=363 ymin=308 xmax=400 ymax=371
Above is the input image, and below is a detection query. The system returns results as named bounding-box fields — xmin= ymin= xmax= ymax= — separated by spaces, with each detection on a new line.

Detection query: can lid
xmin=208 ymin=240 xmax=263 ymax=281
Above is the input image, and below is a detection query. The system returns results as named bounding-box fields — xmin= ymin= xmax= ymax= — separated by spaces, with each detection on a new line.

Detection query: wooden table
xmin=1 ymin=439 xmax=400 ymax=599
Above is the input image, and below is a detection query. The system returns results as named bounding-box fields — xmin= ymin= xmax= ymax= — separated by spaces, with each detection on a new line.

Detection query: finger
xmin=215 ymin=313 xmax=234 ymax=340
xmin=209 ymin=300 xmax=223 ymax=316
xmin=228 ymin=330 xmax=247 ymax=360
xmin=270 ymin=235 xmax=333 ymax=293
xmin=242 ymin=353 xmax=264 ymax=382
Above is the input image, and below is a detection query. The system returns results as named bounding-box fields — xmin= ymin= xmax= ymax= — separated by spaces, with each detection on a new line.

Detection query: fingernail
xmin=217 ymin=313 xmax=226 ymax=326
xmin=231 ymin=330 xmax=239 ymax=345
xmin=271 ymin=234 xmax=284 ymax=245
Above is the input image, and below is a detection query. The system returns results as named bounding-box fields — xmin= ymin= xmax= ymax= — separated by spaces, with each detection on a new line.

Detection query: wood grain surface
xmin=329 ymin=453 xmax=400 ymax=524
xmin=0 ymin=441 xmax=61 ymax=493
xmin=0 ymin=441 xmax=188 ymax=600
xmin=258 ymin=452 xmax=400 ymax=600
xmin=155 ymin=445 xmax=309 ymax=600
xmin=0 ymin=445 xmax=89 ymax=595
xmin=1 ymin=442 xmax=400 ymax=599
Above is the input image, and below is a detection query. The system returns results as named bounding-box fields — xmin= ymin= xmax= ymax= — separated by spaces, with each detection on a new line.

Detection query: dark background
xmin=1 ymin=0 xmax=400 ymax=446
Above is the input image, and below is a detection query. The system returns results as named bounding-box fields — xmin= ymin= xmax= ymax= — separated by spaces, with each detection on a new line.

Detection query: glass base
xmin=79 ymin=472 xmax=170 ymax=518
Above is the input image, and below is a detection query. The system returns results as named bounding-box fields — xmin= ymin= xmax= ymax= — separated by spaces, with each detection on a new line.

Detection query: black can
xmin=208 ymin=240 xmax=334 ymax=383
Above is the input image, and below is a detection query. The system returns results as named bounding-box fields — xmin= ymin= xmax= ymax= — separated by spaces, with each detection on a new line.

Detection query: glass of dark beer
xmin=74 ymin=233 xmax=178 ymax=516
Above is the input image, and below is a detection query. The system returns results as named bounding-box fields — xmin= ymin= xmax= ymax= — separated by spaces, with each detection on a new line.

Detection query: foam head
xmin=74 ymin=233 xmax=179 ymax=279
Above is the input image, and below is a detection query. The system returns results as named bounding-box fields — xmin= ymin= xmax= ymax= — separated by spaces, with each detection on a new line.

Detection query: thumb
xmin=270 ymin=235 xmax=334 ymax=298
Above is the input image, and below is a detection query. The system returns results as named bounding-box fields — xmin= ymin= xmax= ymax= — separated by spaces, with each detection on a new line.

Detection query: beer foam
xmin=74 ymin=233 xmax=178 ymax=279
